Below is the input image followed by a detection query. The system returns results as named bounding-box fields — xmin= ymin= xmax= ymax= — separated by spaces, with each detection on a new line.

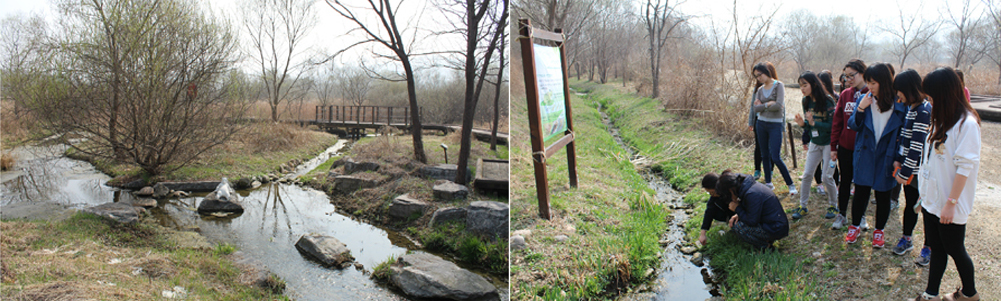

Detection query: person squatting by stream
xmin=698 ymin=62 xmax=981 ymax=300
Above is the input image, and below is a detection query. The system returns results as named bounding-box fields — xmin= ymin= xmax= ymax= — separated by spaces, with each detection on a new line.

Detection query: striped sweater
xmin=895 ymin=101 xmax=932 ymax=179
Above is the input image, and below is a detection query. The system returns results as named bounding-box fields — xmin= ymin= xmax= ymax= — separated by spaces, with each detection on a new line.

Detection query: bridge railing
xmin=315 ymin=105 xmax=423 ymax=127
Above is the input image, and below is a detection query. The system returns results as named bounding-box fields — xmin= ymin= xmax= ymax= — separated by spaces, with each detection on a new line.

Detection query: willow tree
xmin=38 ymin=0 xmax=245 ymax=176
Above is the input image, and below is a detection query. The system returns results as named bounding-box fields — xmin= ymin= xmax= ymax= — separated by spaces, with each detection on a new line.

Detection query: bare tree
xmin=879 ymin=2 xmax=941 ymax=69
xmin=449 ymin=0 xmax=508 ymax=184
xmin=244 ymin=0 xmax=316 ymax=122
xmin=781 ymin=9 xmax=819 ymax=73
xmin=513 ymin=0 xmax=598 ymax=81
xmin=490 ymin=30 xmax=507 ymax=150
xmin=1 ymin=14 xmax=51 ymax=121
xmin=40 ymin=0 xmax=245 ymax=176
xmin=945 ymin=0 xmax=987 ymax=69
xmin=326 ymin=0 xmax=428 ymax=163
xmin=315 ymin=64 xmax=338 ymax=106
xmin=644 ymin=0 xmax=687 ymax=99
xmin=727 ymin=0 xmax=784 ymax=100
xmin=337 ymin=66 xmax=373 ymax=106
xmin=979 ymin=0 xmax=1001 ymax=83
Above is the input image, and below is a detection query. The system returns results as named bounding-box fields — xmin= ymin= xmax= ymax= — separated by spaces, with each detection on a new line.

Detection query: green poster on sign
xmin=532 ymin=44 xmax=567 ymax=142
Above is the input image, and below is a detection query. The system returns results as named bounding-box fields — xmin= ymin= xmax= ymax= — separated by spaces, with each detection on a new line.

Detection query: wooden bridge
xmin=306 ymin=105 xmax=508 ymax=145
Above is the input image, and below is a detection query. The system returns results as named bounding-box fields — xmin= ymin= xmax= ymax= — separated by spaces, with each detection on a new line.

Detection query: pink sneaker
xmin=873 ymin=229 xmax=885 ymax=248
xmin=846 ymin=225 xmax=860 ymax=244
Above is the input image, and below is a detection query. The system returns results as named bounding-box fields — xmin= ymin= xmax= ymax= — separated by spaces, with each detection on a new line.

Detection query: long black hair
xmin=863 ymin=63 xmax=896 ymax=112
xmin=893 ymin=69 xmax=924 ymax=106
xmin=752 ymin=62 xmax=778 ymax=94
xmin=798 ymin=71 xmax=830 ymax=113
xmin=923 ymin=67 xmax=981 ymax=144
xmin=714 ymin=169 xmax=745 ymax=209
xmin=819 ymin=70 xmax=835 ymax=97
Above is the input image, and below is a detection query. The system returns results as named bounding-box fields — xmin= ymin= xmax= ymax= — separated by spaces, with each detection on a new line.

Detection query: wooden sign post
xmin=518 ymin=18 xmax=579 ymax=220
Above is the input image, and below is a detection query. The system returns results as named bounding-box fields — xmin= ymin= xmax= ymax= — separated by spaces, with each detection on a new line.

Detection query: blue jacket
xmin=848 ymin=97 xmax=907 ymax=191
xmin=736 ymin=175 xmax=789 ymax=239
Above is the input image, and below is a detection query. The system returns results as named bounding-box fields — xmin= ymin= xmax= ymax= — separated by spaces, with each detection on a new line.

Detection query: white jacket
xmin=919 ymin=114 xmax=981 ymax=224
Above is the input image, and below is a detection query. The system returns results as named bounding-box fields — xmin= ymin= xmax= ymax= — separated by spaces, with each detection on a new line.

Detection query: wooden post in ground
xmin=787 ymin=122 xmax=797 ymax=169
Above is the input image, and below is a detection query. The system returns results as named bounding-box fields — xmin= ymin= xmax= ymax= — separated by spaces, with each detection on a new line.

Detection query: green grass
xmin=415 ymin=222 xmax=508 ymax=275
xmin=510 ymin=80 xmax=670 ymax=299
xmin=1 ymin=213 xmax=288 ymax=300
xmin=580 ymin=81 xmax=821 ymax=300
xmin=512 ymin=79 xmax=819 ymax=300
xmin=370 ymin=256 xmax=396 ymax=281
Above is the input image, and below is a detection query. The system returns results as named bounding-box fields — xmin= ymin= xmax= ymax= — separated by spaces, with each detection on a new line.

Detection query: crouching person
xmin=714 ymin=169 xmax=790 ymax=250
xmin=698 ymin=172 xmax=734 ymax=246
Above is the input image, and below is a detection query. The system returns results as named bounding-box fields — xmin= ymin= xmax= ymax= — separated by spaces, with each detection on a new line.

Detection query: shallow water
xmin=0 ymin=141 xmax=504 ymax=301
xmin=593 ymin=101 xmax=717 ymax=300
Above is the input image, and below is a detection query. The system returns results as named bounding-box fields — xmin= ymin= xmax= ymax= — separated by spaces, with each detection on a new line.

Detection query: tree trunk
xmin=490 ymin=37 xmax=506 ymax=151
xmin=401 ymin=54 xmax=427 ymax=164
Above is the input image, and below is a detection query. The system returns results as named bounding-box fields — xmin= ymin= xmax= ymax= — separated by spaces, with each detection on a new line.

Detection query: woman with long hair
xmin=845 ymin=63 xmax=906 ymax=248
xmin=790 ymin=71 xmax=837 ymax=220
xmin=909 ymin=67 xmax=981 ymax=301
xmin=890 ymin=69 xmax=933 ymax=266
xmin=748 ymin=63 xmax=778 ymax=180
xmin=714 ymin=169 xmax=789 ymax=250
xmin=750 ymin=62 xmax=796 ymax=194
xmin=830 ymin=59 xmax=869 ymax=230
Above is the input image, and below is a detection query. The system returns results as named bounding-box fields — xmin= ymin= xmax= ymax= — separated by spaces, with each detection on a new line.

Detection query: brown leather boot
xmin=942 ymin=288 xmax=979 ymax=301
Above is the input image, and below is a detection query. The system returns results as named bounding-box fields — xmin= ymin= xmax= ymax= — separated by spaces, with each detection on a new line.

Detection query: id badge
xmin=811 ymin=130 xmax=819 ymax=138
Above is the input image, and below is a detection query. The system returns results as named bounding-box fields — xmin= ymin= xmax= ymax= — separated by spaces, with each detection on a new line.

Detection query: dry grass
xmin=1 ymin=151 xmax=15 ymax=171
xmin=0 ymin=100 xmax=45 ymax=149
xmin=234 ymin=122 xmax=312 ymax=154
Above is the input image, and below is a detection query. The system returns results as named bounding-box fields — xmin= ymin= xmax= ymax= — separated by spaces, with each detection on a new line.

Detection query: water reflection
xmin=1 ymin=145 xmax=116 ymax=207
xmin=152 ymin=183 xmax=410 ymax=301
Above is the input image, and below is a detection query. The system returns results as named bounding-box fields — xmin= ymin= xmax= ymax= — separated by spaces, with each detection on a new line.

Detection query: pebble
xmin=691 ymin=252 xmax=704 ymax=266
xmin=680 ymin=246 xmax=698 ymax=255
xmin=510 ymin=235 xmax=527 ymax=251
xmin=554 ymin=235 xmax=569 ymax=243
xmin=659 ymin=239 xmax=672 ymax=246
xmin=812 ymin=252 xmax=822 ymax=258
xmin=512 ymin=229 xmax=532 ymax=237
xmin=644 ymin=268 xmax=655 ymax=278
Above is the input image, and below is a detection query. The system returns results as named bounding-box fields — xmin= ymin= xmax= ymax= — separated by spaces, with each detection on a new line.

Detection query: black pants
xmin=902 ymin=183 xmax=921 ymax=237
xmin=923 ymin=209 xmax=977 ymax=297
xmin=836 ymin=146 xmax=854 ymax=217
xmin=851 ymin=185 xmax=891 ymax=230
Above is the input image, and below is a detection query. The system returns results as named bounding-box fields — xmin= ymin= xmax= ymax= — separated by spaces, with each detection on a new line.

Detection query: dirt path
xmin=780 ymin=120 xmax=1000 ymax=300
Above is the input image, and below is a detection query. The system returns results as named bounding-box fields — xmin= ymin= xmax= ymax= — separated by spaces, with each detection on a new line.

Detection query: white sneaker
xmin=817 ymin=186 xmax=826 ymax=195
xmin=788 ymin=186 xmax=798 ymax=196
xmin=860 ymin=216 xmax=870 ymax=231
xmin=832 ymin=214 xmax=847 ymax=230
xmin=765 ymin=183 xmax=774 ymax=190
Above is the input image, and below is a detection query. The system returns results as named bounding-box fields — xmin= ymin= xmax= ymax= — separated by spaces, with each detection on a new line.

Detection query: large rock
xmin=235 ymin=177 xmax=253 ymax=190
xmin=152 ymin=183 xmax=171 ymax=199
xmin=418 ymin=164 xmax=472 ymax=183
xmin=466 ymin=201 xmax=509 ymax=239
xmin=135 ymin=186 xmax=154 ymax=197
xmin=83 ymin=202 xmax=145 ymax=224
xmin=389 ymin=252 xmax=498 ymax=301
xmin=197 ymin=178 xmax=243 ymax=214
xmin=389 ymin=194 xmax=429 ymax=220
xmin=294 ymin=234 xmax=355 ymax=268
xmin=333 ymin=175 xmax=378 ymax=193
xmin=344 ymin=159 xmax=380 ymax=174
xmin=429 ymin=207 xmax=467 ymax=227
xmin=130 ymin=198 xmax=158 ymax=208
xmin=433 ymin=181 xmax=469 ymax=202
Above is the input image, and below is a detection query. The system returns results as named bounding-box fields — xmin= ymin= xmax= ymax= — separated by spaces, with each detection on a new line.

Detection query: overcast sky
xmin=0 ymin=0 xmax=470 ymax=78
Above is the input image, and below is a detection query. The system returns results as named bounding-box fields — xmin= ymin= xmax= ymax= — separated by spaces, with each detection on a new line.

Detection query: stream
xmin=587 ymin=94 xmax=720 ymax=300
xmin=0 ymin=140 xmax=505 ymax=301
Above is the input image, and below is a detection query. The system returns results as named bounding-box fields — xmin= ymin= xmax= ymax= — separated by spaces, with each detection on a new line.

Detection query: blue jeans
xmin=755 ymin=120 xmax=793 ymax=186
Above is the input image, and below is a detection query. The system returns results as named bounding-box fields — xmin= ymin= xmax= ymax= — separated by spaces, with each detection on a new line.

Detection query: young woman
xmin=814 ymin=71 xmax=841 ymax=196
xmin=890 ymin=69 xmax=932 ymax=266
xmin=830 ymin=59 xmax=868 ymax=230
xmin=714 ymin=169 xmax=789 ymax=250
xmin=790 ymin=71 xmax=837 ymax=220
xmin=845 ymin=63 xmax=906 ymax=248
xmin=909 ymin=67 xmax=981 ymax=301
xmin=748 ymin=63 xmax=778 ymax=180
xmin=751 ymin=62 xmax=796 ymax=194
xmin=698 ymin=172 xmax=734 ymax=246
